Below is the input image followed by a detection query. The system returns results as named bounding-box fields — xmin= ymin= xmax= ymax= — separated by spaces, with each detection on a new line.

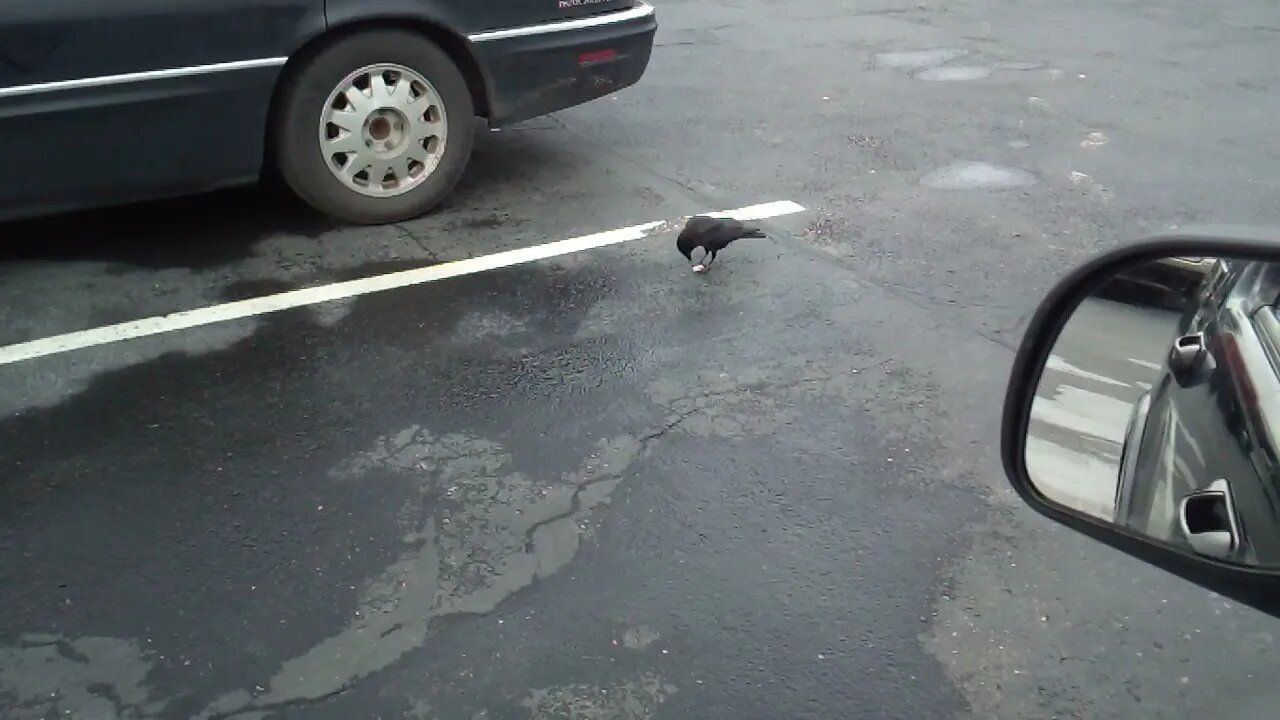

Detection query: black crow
xmin=676 ymin=216 xmax=768 ymax=273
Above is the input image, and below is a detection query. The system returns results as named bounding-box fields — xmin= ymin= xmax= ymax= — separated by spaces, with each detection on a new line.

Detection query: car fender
xmin=326 ymin=0 xmax=468 ymax=31
xmin=317 ymin=0 xmax=493 ymax=117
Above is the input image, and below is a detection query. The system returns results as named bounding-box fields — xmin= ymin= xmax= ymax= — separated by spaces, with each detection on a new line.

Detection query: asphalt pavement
xmin=5 ymin=0 xmax=1280 ymax=718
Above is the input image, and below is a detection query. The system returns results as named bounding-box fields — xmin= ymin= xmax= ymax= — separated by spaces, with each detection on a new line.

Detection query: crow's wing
xmin=685 ymin=216 xmax=747 ymax=243
xmin=679 ymin=216 xmax=721 ymax=253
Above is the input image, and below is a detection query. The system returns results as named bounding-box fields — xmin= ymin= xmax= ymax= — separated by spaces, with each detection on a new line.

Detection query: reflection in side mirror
xmin=1024 ymin=254 xmax=1280 ymax=567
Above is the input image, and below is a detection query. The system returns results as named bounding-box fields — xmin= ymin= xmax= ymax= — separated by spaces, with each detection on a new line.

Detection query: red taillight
xmin=577 ymin=49 xmax=618 ymax=65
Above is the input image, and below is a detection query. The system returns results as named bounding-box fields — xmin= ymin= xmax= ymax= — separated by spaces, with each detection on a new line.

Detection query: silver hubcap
xmin=319 ymin=63 xmax=448 ymax=198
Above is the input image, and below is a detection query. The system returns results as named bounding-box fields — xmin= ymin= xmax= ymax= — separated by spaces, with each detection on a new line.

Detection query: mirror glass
xmin=1026 ymin=254 xmax=1280 ymax=568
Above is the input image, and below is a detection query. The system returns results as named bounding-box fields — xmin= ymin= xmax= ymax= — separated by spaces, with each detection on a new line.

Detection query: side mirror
xmin=1002 ymin=227 xmax=1280 ymax=618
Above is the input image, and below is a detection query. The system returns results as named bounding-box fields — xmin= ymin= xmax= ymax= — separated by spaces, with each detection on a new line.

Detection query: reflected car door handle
xmin=1178 ymin=478 xmax=1241 ymax=561
xmin=1168 ymin=332 xmax=1211 ymax=387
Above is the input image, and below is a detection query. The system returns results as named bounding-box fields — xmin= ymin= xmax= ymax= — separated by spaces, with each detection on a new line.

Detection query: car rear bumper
xmin=468 ymin=1 xmax=657 ymax=127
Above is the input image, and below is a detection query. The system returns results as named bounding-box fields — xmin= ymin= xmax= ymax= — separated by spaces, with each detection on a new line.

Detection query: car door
xmin=0 ymin=0 xmax=322 ymax=219
xmin=1232 ymin=292 xmax=1280 ymax=564
xmin=1126 ymin=261 xmax=1280 ymax=564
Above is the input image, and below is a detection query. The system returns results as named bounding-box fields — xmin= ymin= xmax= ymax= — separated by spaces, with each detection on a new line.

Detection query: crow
xmin=676 ymin=216 xmax=768 ymax=273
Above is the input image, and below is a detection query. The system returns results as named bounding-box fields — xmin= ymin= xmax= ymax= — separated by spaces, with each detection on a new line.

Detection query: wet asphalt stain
xmin=300 ymin=384 xmax=983 ymax=720
xmin=919 ymin=162 xmax=1039 ymax=190
xmin=0 ymin=186 xmax=334 ymax=272
xmin=869 ymin=47 xmax=1049 ymax=85
xmin=0 ymin=260 xmax=643 ymax=716
xmin=873 ymin=48 xmax=970 ymax=69
xmin=916 ymin=66 xmax=994 ymax=81
xmin=219 ymin=259 xmax=449 ymax=304
xmin=0 ymin=243 xmax=984 ymax=719
xmin=1 ymin=238 xmax=823 ymax=717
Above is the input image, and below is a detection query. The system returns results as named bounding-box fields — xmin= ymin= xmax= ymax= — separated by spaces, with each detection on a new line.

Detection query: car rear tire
xmin=274 ymin=29 xmax=476 ymax=225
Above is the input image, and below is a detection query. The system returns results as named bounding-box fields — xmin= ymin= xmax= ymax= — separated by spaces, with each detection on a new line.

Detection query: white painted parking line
xmin=1027 ymin=353 xmax=1138 ymax=519
xmin=0 ymin=200 xmax=806 ymax=366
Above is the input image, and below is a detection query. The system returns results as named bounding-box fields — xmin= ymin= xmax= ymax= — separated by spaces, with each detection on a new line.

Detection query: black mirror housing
xmin=1002 ymin=226 xmax=1280 ymax=618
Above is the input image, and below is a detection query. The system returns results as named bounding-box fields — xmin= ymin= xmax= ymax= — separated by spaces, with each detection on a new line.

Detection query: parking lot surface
xmin=0 ymin=174 xmax=993 ymax=719
xmin=5 ymin=0 xmax=1280 ymax=718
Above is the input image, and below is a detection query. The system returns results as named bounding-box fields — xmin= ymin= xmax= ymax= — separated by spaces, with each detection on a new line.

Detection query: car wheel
xmin=274 ymin=29 xmax=476 ymax=225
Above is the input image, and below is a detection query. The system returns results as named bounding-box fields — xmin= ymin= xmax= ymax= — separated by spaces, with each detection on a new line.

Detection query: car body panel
xmin=1118 ymin=260 xmax=1280 ymax=565
xmin=0 ymin=0 xmax=314 ymax=220
xmin=0 ymin=0 xmax=314 ymax=85
xmin=1157 ymin=255 xmax=1214 ymax=276
xmin=0 ymin=0 xmax=655 ymax=222
xmin=1103 ymin=255 xmax=1218 ymax=311
xmin=469 ymin=2 xmax=656 ymax=126
xmin=325 ymin=0 xmax=637 ymax=35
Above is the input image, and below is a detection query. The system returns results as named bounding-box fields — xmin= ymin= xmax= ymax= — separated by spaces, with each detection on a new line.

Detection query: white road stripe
xmin=1024 ymin=434 xmax=1119 ymax=520
xmin=1031 ymin=385 xmax=1131 ymax=444
xmin=0 ymin=200 xmax=806 ymax=366
xmin=1045 ymin=354 xmax=1129 ymax=387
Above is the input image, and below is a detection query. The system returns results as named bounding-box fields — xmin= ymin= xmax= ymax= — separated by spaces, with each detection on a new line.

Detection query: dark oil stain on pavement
xmin=218 ymin=259 xmax=450 ymax=303
xmin=0 ymin=187 xmax=337 ymax=272
xmin=0 ymin=260 xmax=646 ymax=717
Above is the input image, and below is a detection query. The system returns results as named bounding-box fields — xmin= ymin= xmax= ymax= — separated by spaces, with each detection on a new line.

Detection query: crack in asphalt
xmin=389 ymin=222 xmax=441 ymax=262
xmin=518 ymin=385 xmax=749 ymax=557
xmin=85 ymin=682 xmax=130 ymax=720
xmin=883 ymin=282 xmax=1023 ymax=310
xmin=206 ymin=684 xmax=353 ymax=720
xmin=520 ymin=479 xmax=605 ymax=555
xmin=640 ymin=406 xmax=704 ymax=443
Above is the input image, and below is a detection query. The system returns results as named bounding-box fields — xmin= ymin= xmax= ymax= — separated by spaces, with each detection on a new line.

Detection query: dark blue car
xmin=0 ymin=0 xmax=656 ymax=224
